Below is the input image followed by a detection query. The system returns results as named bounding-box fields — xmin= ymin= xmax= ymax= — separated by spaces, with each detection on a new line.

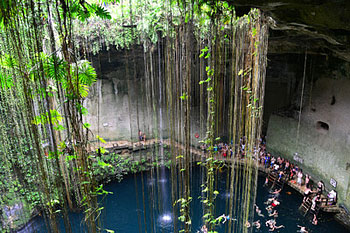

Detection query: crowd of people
xmin=198 ymin=135 xmax=338 ymax=232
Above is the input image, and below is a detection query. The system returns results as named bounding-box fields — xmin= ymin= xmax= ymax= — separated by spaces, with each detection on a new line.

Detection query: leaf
xmin=79 ymin=84 xmax=89 ymax=98
xmin=96 ymin=135 xmax=106 ymax=144
xmin=205 ymin=52 xmax=211 ymax=59
xmin=92 ymin=4 xmax=112 ymax=20
xmin=252 ymin=27 xmax=257 ymax=36
xmin=98 ymin=147 xmax=108 ymax=155
xmin=180 ymin=93 xmax=188 ymax=100
xmin=43 ymin=55 xmax=67 ymax=81
xmin=201 ymin=46 xmax=209 ymax=52
xmin=238 ymin=69 xmax=243 ymax=76
xmin=75 ymin=60 xmax=97 ymax=86
xmin=0 ymin=54 xmax=18 ymax=69
xmin=0 ymin=73 xmax=13 ymax=89
xmin=178 ymin=216 xmax=185 ymax=222
xmin=106 ymin=230 xmax=115 ymax=233
xmin=53 ymin=124 xmax=65 ymax=131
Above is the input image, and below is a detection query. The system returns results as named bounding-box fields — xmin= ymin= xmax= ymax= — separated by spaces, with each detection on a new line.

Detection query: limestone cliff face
xmin=267 ymin=77 xmax=350 ymax=209
xmin=84 ymin=47 xmax=159 ymax=141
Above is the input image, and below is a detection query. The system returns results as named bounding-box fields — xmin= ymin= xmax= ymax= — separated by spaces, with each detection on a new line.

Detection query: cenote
xmin=18 ymin=165 xmax=350 ymax=233
xmin=2 ymin=0 xmax=350 ymax=232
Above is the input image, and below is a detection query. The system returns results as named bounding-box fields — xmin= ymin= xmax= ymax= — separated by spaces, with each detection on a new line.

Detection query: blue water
xmin=18 ymin=166 xmax=350 ymax=233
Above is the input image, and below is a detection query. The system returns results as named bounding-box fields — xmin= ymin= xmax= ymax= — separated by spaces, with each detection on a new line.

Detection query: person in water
xmin=270 ymin=188 xmax=281 ymax=198
xmin=269 ymin=209 xmax=278 ymax=218
xmin=312 ymin=214 xmax=318 ymax=225
xmin=215 ymin=214 xmax=237 ymax=224
xmin=264 ymin=177 xmax=269 ymax=186
xmin=297 ymin=225 xmax=308 ymax=233
xmin=266 ymin=219 xmax=284 ymax=232
xmin=252 ymin=220 xmax=261 ymax=229
xmin=269 ymin=224 xmax=285 ymax=231
xmin=254 ymin=204 xmax=265 ymax=217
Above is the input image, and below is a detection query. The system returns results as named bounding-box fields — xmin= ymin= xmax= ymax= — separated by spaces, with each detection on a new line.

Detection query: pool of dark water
xmin=18 ymin=166 xmax=350 ymax=233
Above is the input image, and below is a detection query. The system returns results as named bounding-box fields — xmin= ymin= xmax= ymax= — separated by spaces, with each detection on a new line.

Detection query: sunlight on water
xmin=161 ymin=214 xmax=172 ymax=222
xmin=158 ymin=213 xmax=173 ymax=231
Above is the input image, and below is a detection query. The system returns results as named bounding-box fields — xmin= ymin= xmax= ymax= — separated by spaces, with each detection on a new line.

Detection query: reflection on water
xmin=158 ymin=178 xmax=168 ymax=183
xmin=16 ymin=166 xmax=350 ymax=233
xmin=161 ymin=213 xmax=172 ymax=222
xmin=158 ymin=213 xmax=173 ymax=231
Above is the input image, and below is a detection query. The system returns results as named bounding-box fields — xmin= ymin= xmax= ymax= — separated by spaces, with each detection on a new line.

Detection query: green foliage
xmin=43 ymin=55 xmax=68 ymax=81
xmin=0 ymin=0 xmax=17 ymax=27
xmin=91 ymin=152 xmax=131 ymax=182
xmin=71 ymin=60 xmax=97 ymax=86
xmin=0 ymin=73 xmax=13 ymax=89
xmin=180 ymin=92 xmax=188 ymax=100
xmin=96 ymin=135 xmax=106 ymax=143
xmin=32 ymin=109 xmax=63 ymax=125
xmin=68 ymin=1 xmax=112 ymax=21
xmin=0 ymin=53 xmax=18 ymax=69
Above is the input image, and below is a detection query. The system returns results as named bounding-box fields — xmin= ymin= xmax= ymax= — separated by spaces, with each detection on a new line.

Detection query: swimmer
xmin=264 ymin=197 xmax=275 ymax=205
xmin=245 ymin=221 xmax=251 ymax=228
xmin=264 ymin=177 xmax=269 ymax=186
xmin=266 ymin=206 xmax=273 ymax=215
xmin=252 ymin=220 xmax=261 ymax=229
xmin=312 ymin=214 xmax=318 ymax=225
xmin=271 ymin=199 xmax=280 ymax=208
xmin=254 ymin=204 xmax=265 ymax=217
xmin=269 ymin=210 xmax=278 ymax=218
xmin=265 ymin=219 xmax=276 ymax=227
xmin=265 ymin=198 xmax=280 ymax=209
xmin=271 ymin=188 xmax=282 ymax=195
xmin=269 ymin=224 xmax=284 ymax=231
xmin=297 ymin=225 xmax=308 ymax=233
xmin=270 ymin=188 xmax=282 ymax=199
xmin=215 ymin=214 xmax=237 ymax=224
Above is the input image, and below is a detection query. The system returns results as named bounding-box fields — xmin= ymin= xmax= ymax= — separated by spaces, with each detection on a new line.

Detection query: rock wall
xmin=83 ymin=47 xmax=203 ymax=143
xmin=83 ymin=47 xmax=162 ymax=141
xmin=267 ymin=78 xmax=350 ymax=209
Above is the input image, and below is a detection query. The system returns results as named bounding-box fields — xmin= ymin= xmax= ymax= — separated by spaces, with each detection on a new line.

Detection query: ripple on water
xmin=158 ymin=213 xmax=173 ymax=231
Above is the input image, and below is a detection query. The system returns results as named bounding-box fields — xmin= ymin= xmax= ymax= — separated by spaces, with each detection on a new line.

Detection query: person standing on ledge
xmin=138 ymin=130 xmax=143 ymax=141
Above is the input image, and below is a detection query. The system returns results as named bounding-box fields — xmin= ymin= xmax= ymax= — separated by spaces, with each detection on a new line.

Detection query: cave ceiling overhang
xmin=228 ymin=0 xmax=350 ymax=61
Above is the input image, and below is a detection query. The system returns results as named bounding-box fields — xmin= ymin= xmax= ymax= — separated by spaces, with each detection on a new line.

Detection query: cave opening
xmin=316 ymin=121 xmax=330 ymax=131
xmin=331 ymin=95 xmax=336 ymax=105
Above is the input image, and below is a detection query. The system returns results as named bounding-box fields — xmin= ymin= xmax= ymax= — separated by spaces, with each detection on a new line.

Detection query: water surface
xmin=18 ymin=166 xmax=350 ymax=233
